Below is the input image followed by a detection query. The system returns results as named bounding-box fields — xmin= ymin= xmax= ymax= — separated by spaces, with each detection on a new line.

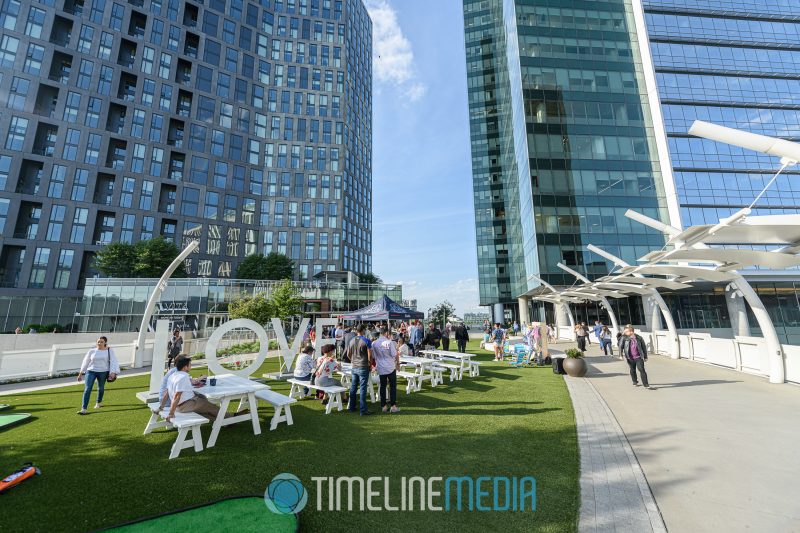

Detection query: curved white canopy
xmin=644 ymin=248 xmax=800 ymax=270
xmin=620 ymin=264 xmax=738 ymax=282
xmin=668 ymin=214 xmax=800 ymax=246
xmin=592 ymin=282 xmax=653 ymax=295
xmin=598 ymin=275 xmax=692 ymax=291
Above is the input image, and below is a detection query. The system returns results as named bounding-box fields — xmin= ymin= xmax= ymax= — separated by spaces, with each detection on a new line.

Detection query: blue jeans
xmin=295 ymin=373 xmax=312 ymax=395
xmin=348 ymin=367 xmax=370 ymax=414
xmin=82 ymin=370 xmax=109 ymax=409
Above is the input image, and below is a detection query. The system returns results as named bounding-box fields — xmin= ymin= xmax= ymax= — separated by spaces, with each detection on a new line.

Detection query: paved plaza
xmin=555 ymin=340 xmax=800 ymax=533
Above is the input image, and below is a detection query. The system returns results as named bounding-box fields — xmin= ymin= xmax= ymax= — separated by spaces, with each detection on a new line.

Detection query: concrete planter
xmin=563 ymin=357 xmax=588 ymax=377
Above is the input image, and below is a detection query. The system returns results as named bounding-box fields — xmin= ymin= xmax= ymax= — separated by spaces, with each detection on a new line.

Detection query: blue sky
xmin=366 ymin=0 xmax=481 ymax=317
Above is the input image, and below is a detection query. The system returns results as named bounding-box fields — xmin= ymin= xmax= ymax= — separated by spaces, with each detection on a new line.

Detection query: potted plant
xmin=563 ymin=348 xmax=588 ymax=377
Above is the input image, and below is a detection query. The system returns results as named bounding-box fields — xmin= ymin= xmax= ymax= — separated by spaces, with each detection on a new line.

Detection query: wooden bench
xmin=287 ymin=378 xmax=346 ymax=414
xmin=254 ymin=389 xmax=297 ymax=431
xmin=144 ymin=409 xmax=209 ymax=460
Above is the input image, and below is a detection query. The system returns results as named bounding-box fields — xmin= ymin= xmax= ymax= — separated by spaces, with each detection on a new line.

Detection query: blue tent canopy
xmin=341 ymin=295 xmax=424 ymax=321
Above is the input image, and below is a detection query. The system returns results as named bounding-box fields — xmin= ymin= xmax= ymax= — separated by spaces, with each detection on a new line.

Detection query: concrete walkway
xmin=556 ymin=339 xmax=800 ymax=532
xmin=565 ymin=372 xmax=667 ymax=532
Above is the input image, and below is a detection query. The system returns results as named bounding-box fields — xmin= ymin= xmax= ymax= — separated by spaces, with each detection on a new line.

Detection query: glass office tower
xmin=0 ymin=0 xmax=372 ymax=331
xmin=464 ymin=0 xmax=679 ymax=322
xmin=644 ymin=0 xmax=800 ymax=341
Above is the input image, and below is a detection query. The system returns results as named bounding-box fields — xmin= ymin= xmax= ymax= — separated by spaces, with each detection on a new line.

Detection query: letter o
xmin=206 ymin=318 xmax=270 ymax=378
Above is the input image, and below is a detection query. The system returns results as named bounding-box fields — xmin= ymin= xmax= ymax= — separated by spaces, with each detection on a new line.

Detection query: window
xmin=6 ymin=76 xmax=28 ymax=110
xmin=46 ymin=204 xmax=65 ymax=241
xmin=1 ymin=0 xmax=21 ymax=31
xmin=76 ymin=59 xmax=93 ymax=89
xmin=0 ymin=154 xmax=9 ymax=190
xmin=142 ymin=78 xmax=155 ymax=106
xmin=23 ymin=43 xmax=43 ymax=75
xmin=5 ymin=116 xmax=27 ymax=150
xmin=85 ymin=97 xmax=101 ymax=128
xmin=158 ymin=52 xmax=172 ymax=79
xmin=97 ymin=65 xmax=113 ymax=95
xmin=28 ymin=247 xmax=49 ymax=288
xmin=84 ymin=133 xmax=101 ymax=164
xmin=150 ymin=147 xmax=163 ymax=176
xmin=89 ymin=0 xmax=105 ymax=23
xmin=78 ymin=24 xmax=94 ymax=53
xmin=0 ymin=34 xmax=18 ymax=68
xmin=131 ymin=143 xmax=145 ymax=172
xmin=149 ymin=114 xmax=163 ymax=142
xmin=71 ymin=168 xmax=88 ymax=201
xmin=63 ymin=92 xmax=80 ymax=123
xmin=109 ymin=2 xmax=124 ymax=30
xmin=140 ymin=215 xmax=154 ymax=240
xmin=204 ymin=191 xmax=219 ymax=219
xmin=181 ymin=186 xmax=199 ymax=216
xmin=119 ymin=213 xmax=134 ymax=243
xmin=139 ymin=180 xmax=154 ymax=209
xmin=54 ymin=249 xmax=74 ymax=288
xmin=119 ymin=176 xmax=135 ymax=207
xmin=141 ymin=46 xmax=155 ymax=74
xmin=0 ymin=198 xmax=9 ymax=233
xmin=131 ymin=108 xmax=145 ymax=138
xmin=48 ymin=164 xmax=66 ymax=198
xmin=24 ymin=7 xmax=45 ymax=38
xmin=98 ymin=31 xmax=113 ymax=60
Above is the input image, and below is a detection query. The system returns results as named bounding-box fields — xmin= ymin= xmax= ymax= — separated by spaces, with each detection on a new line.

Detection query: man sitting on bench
xmin=163 ymin=356 xmax=240 ymax=422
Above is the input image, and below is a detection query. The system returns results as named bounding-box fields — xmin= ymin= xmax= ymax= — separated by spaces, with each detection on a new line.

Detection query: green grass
xmin=0 ymin=341 xmax=579 ymax=532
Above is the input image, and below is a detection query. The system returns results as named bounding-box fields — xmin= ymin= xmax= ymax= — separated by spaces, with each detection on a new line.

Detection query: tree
xmin=430 ymin=301 xmax=456 ymax=329
xmin=94 ymin=242 xmax=137 ymax=277
xmin=269 ymin=279 xmax=304 ymax=323
xmin=94 ymin=237 xmax=186 ymax=278
xmin=228 ymin=293 xmax=273 ymax=325
xmin=358 ymin=272 xmax=383 ymax=285
xmin=133 ymin=237 xmax=187 ymax=278
xmin=263 ymin=252 xmax=295 ymax=280
xmin=236 ymin=254 xmax=271 ymax=279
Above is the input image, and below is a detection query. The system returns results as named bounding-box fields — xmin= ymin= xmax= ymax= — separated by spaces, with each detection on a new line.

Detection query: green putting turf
xmin=0 ymin=413 xmax=31 ymax=430
xmin=110 ymin=497 xmax=297 ymax=532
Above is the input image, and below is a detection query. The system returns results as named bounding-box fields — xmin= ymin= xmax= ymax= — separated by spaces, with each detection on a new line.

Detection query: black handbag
xmin=106 ymin=348 xmax=118 ymax=382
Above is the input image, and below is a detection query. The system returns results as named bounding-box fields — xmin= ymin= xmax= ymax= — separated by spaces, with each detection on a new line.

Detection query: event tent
xmin=340 ymin=295 xmax=424 ymax=321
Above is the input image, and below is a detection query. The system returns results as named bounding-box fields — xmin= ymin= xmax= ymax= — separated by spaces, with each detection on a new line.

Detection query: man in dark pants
xmin=346 ymin=324 xmax=373 ymax=416
xmin=454 ymin=323 xmax=469 ymax=353
xmin=620 ymin=325 xmax=650 ymax=389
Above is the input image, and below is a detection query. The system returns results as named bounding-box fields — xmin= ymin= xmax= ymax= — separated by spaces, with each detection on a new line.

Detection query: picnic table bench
xmin=287 ymin=378 xmax=347 ymax=414
xmin=144 ymin=409 xmax=209 ymax=460
xmin=253 ymin=388 xmax=296 ymax=431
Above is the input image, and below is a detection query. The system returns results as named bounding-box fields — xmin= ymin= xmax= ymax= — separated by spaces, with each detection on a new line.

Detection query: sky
xmin=364 ymin=0 xmax=482 ymax=317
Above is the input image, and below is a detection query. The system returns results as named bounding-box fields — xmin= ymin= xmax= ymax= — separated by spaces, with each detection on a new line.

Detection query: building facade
xmin=463 ymin=0 xmax=680 ymax=323
xmin=643 ymin=0 xmax=800 ymax=343
xmin=464 ymin=0 xmax=800 ymax=343
xmin=0 ymin=0 xmax=372 ymax=331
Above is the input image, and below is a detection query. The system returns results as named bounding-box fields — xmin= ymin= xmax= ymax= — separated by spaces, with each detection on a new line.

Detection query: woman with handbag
xmin=77 ymin=336 xmax=120 ymax=415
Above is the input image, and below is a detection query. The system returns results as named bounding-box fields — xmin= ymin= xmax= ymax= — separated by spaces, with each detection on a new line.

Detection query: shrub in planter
xmin=563 ymin=348 xmax=588 ymax=377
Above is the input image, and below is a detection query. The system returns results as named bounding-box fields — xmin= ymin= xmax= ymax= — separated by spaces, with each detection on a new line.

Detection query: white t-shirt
xmin=167 ymin=370 xmax=195 ymax=405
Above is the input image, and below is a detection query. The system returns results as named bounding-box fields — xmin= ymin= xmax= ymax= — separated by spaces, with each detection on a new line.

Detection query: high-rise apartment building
xmin=0 ymin=0 xmax=372 ymax=330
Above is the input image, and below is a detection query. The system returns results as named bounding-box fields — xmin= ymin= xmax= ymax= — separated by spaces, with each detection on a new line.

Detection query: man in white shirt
xmin=164 ymin=356 xmax=221 ymax=422
xmin=372 ymin=327 xmax=400 ymax=413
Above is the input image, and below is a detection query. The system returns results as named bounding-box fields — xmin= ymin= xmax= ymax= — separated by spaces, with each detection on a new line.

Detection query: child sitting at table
xmin=315 ymin=344 xmax=345 ymax=405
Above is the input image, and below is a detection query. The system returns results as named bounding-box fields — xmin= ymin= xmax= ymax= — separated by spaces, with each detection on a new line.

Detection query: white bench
xmin=338 ymin=371 xmax=378 ymax=402
xmin=469 ymin=360 xmax=482 ymax=377
xmin=433 ymin=362 xmax=462 ymax=382
xmin=254 ymin=389 xmax=297 ymax=431
xmin=144 ymin=409 xmax=209 ymax=460
xmin=397 ymin=370 xmax=421 ymax=393
xmin=287 ymin=378 xmax=346 ymax=414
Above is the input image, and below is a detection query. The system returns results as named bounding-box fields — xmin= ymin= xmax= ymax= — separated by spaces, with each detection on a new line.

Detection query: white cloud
xmin=397 ymin=278 xmax=485 ymax=317
xmin=366 ymin=0 xmax=427 ymax=102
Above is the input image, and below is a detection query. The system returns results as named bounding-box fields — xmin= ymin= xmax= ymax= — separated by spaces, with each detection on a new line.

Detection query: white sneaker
xmin=390 ymin=406 xmax=400 ymax=414
xmin=94 ymin=403 xmax=102 ymax=409
xmin=77 ymin=409 xmax=87 ymax=415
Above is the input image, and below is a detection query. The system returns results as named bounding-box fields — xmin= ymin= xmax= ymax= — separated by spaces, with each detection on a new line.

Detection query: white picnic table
xmin=399 ymin=355 xmax=444 ymax=387
xmin=193 ymin=373 xmax=269 ymax=447
xmin=418 ymin=350 xmax=480 ymax=378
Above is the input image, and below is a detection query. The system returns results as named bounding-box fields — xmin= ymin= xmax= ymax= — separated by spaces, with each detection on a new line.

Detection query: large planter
xmin=563 ymin=357 xmax=587 ymax=377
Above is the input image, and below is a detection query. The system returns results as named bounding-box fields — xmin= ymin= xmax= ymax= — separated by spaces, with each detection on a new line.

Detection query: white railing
xmin=0 ymin=339 xmax=155 ymax=381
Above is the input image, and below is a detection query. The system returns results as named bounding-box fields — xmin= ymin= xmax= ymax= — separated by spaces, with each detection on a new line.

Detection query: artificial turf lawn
xmin=0 ymin=340 xmax=579 ymax=532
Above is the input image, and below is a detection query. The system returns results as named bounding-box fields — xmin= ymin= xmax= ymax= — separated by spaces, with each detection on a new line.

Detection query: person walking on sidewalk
xmin=575 ymin=323 xmax=589 ymax=353
xmin=620 ymin=325 xmax=650 ymax=388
